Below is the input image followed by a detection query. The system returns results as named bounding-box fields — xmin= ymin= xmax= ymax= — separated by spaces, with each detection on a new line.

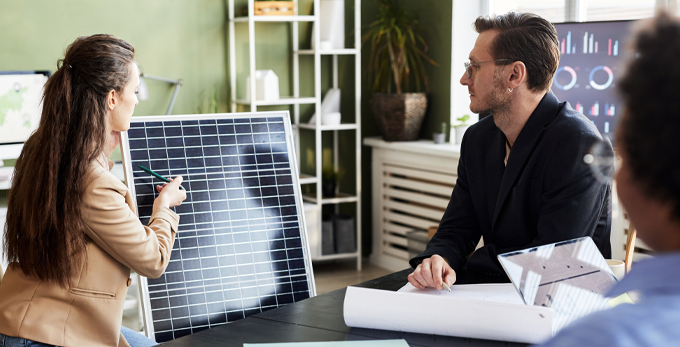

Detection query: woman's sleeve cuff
xmin=148 ymin=207 xmax=180 ymax=233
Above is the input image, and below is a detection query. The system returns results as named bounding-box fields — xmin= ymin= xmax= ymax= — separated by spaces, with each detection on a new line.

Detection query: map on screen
xmin=0 ymin=73 xmax=48 ymax=145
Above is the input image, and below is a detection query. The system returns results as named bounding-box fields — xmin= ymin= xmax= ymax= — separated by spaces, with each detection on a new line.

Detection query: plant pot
xmin=322 ymin=216 xmax=335 ymax=255
xmin=333 ymin=214 xmax=356 ymax=253
xmin=454 ymin=125 xmax=470 ymax=145
xmin=322 ymin=183 xmax=336 ymax=197
xmin=371 ymin=93 xmax=428 ymax=141
xmin=432 ymin=132 xmax=446 ymax=144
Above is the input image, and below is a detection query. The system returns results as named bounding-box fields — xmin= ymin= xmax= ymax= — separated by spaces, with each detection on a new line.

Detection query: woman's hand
xmin=153 ymin=176 xmax=186 ymax=209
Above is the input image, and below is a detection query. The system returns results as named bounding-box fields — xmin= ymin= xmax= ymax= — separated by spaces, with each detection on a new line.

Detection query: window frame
xmin=486 ymin=0 xmax=665 ymax=23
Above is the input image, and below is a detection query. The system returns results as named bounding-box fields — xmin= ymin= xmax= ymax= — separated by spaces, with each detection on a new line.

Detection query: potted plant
xmin=453 ymin=115 xmax=470 ymax=145
xmin=322 ymin=165 xmax=344 ymax=197
xmin=363 ymin=0 xmax=437 ymax=141
xmin=433 ymin=122 xmax=447 ymax=144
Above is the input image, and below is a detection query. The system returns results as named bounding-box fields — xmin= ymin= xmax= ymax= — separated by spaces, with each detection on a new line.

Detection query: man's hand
xmin=407 ymin=255 xmax=456 ymax=290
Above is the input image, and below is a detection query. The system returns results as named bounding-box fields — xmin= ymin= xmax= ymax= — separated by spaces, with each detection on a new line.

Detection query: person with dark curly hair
xmin=537 ymin=12 xmax=680 ymax=347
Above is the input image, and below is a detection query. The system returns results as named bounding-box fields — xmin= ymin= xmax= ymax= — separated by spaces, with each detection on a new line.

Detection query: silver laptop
xmin=498 ymin=237 xmax=618 ymax=332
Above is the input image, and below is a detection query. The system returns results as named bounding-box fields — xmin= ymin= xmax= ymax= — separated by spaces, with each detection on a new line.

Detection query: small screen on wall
xmin=551 ymin=20 xmax=634 ymax=146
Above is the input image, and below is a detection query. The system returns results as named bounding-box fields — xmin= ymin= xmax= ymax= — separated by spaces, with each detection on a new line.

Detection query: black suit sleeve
xmin=409 ymin=135 xmax=481 ymax=271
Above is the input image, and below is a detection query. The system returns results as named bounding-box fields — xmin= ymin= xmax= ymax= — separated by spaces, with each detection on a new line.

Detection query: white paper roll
xmin=343 ymin=285 xmax=554 ymax=344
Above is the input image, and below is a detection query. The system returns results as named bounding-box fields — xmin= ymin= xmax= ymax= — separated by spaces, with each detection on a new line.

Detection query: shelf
xmin=303 ymin=192 xmax=358 ymax=205
xmin=295 ymin=123 xmax=358 ymax=131
xmin=299 ymin=174 xmax=317 ymax=185
xmin=228 ymin=0 xmax=362 ymax=270
xmin=233 ymin=15 xmax=316 ymax=22
xmin=235 ymin=96 xmax=317 ymax=106
xmin=311 ymin=252 xmax=360 ymax=261
xmin=297 ymin=49 xmax=359 ymax=55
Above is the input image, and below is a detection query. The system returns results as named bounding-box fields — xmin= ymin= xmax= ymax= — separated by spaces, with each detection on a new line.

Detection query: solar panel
xmin=120 ymin=112 xmax=316 ymax=343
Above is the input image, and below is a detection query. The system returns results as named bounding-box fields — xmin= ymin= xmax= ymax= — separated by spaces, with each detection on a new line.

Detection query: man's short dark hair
xmin=618 ymin=12 xmax=680 ymax=221
xmin=474 ymin=12 xmax=560 ymax=92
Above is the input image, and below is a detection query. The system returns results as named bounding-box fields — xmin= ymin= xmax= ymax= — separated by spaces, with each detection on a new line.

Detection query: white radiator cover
xmin=366 ymin=138 xmax=461 ymax=271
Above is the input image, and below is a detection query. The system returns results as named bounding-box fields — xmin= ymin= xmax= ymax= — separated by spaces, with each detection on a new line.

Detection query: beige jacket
xmin=0 ymin=159 xmax=178 ymax=347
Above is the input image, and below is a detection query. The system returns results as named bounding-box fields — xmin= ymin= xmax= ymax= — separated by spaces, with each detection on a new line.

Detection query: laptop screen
xmin=498 ymin=237 xmax=617 ymax=331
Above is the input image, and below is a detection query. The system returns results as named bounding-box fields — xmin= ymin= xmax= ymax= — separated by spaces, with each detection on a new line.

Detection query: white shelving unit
xmin=228 ymin=0 xmax=362 ymax=269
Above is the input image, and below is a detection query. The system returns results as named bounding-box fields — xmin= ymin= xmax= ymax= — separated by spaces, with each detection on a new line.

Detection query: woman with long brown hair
xmin=0 ymin=34 xmax=185 ymax=347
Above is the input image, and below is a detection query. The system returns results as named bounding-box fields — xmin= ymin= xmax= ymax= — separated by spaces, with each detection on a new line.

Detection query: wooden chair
xmin=624 ymin=223 xmax=637 ymax=274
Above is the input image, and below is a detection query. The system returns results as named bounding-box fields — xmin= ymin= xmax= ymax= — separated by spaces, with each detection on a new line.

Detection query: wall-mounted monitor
xmin=551 ymin=20 xmax=634 ymax=145
xmin=0 ymin=71 xmax=50 ymax=159
xmin=0 ymin=71 xmax=49 ymax=189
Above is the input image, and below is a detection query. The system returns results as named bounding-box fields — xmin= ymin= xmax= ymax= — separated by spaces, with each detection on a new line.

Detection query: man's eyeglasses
xmin=464 ymin=59 xmax=513 ymax=78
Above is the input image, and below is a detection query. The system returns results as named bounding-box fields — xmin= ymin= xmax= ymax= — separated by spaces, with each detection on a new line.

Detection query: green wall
xmin=360 ymin=0 xmax=452 ymax=138
xmin=0 ymin=0 xmax=229 ymax=119
xmin=360 ymin=0 xmax=452 ymax=257
xmin=0 ymin=0 xmax=454 ymax=260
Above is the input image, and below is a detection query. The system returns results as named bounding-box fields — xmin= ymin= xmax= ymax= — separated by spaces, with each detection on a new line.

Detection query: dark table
xmin=160 ymin=269 xmax=528 ymax=347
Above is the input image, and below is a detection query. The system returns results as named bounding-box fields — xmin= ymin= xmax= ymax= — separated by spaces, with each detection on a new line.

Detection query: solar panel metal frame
xmin=120 ymin=111 xmax=316 ymax=341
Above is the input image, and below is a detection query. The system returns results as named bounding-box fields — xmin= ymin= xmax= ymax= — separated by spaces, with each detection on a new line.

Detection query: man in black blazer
xmin=408 ymin=12 xmax=612 ymax=288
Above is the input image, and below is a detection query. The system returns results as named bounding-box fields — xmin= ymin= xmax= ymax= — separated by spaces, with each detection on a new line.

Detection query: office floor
xmin=312 ymin=260 xmax=393 ymax=295
xmin=123 ymin=260 xmax=393 ymax=332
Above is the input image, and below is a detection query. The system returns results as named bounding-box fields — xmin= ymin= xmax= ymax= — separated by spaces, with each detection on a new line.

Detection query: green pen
xmin=136 ymin=165 xmax=186 ymax=190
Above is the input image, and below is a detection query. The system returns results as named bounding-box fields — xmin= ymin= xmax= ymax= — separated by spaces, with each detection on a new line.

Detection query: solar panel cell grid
xmin=124 ymin=114 xmax=312 ymax=343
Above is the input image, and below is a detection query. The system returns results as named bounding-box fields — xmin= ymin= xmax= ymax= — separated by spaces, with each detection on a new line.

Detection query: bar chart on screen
xmin=552 ymin=20 xmax=634 ymax=143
